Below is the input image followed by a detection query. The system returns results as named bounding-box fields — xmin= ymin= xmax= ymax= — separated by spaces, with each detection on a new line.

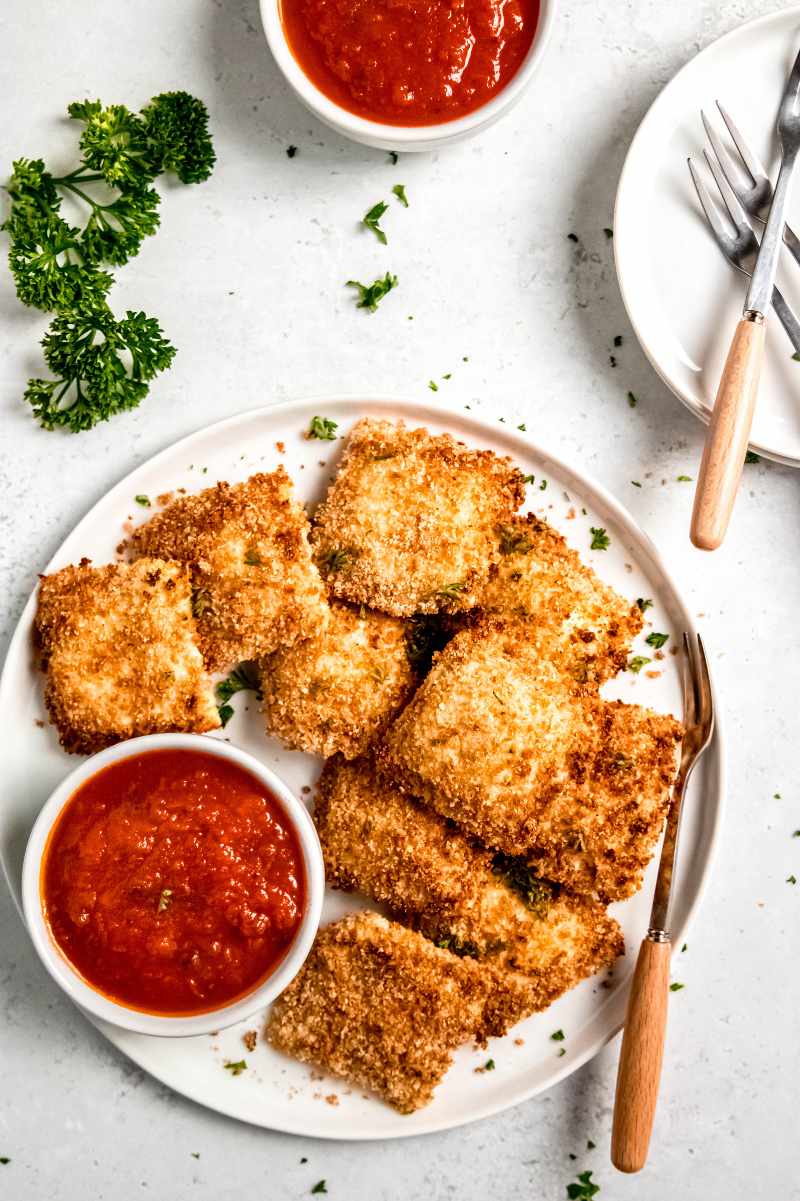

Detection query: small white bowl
xmin=21 ymin=733 xmax=324 ymax=1038
xmin=259 ymin=0 xmax=558 ymax=152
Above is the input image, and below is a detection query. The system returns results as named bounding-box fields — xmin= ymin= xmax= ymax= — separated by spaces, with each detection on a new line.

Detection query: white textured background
xmin=1 ymin=1 xmax=799 ymax=1197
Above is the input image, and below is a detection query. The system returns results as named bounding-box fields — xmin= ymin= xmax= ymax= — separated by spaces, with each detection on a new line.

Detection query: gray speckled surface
xmin=1 ymin=0 xmax=799 ymax=1196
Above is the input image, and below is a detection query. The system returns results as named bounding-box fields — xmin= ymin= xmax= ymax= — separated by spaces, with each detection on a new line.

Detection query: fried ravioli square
xmin=261 ymin=602 xmax=417 ymax=758
xmin=35 ymin=558 xmax=220 ymax=755
xmin=315 ymin=756 xmax=623 ymax=1007
xmin=378 ymin=617 xmax=682 ymax=902
xmin=128 ymin=469 xmax=328 ymax=671
xmin=310 ymin=418 xmax=526 ymax=616
xmin=266 ymin=911 xmax=528 ymax=1113
xmin=480 ymin=514 xmax=643 ymax=682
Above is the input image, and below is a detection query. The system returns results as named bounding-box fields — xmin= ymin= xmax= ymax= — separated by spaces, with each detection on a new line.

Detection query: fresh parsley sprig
xmin=347 ymin=272 xmax=398 ymax=312
xmin=362 ymin=200 xmax=389 ymax=244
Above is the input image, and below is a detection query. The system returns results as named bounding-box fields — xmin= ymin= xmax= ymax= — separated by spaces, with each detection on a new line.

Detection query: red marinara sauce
xmin=279 ymin=0 xmax=540 ymax=126
xmin=41 ymin=749 xmax=305 ymax=1016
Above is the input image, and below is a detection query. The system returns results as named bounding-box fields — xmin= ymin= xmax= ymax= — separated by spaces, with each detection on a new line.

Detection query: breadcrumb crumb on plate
xmin=128 ymin=468 xmax=328 ymax=671
xmin=310 ymin=418 xmax=525 ymax=616
xmin=379 ymin=615 xmax=683 ymax=902
xmin=266 ymin=911 xmax=529 ymax=1113
xmin=315 ymin=756 xmax=624 ymax=1007
xmin=34 ymin=558 xmax=220 ymax=755
xmin=261 ymin=602 xmax=417 ymax=758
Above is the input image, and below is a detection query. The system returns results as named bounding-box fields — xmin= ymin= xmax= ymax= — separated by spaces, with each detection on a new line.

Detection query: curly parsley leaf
xmin=636 ymin=597 xmax=653 ymax=612
xmin=392 ymin=183 xmax=408 ymax=207
xmin=362 ymin=200 xmax=389 ymax=244
xmin=307 ymin=415 xmax=338 ymax=440
xmin=566 ymin=1169 xmax=600 ymax=1200
xmin=223 ymin=1059 xmax=247 ymax=1076
xmin=216 ymin=663 xmax=262 ymax=725
xmin=645 ymin=632 xmax=669 ymax=649
xmin=311 ymin=1183 xmax=328 ymax=1195
xmin=346 ymin=272 xmax=398 ymax=312
xmin=628 ymin=655 xmax=651 ymax=673
xmin=589 ymin=527 xmax=610 ymax=551
xmin=25 ymin=305 xmax=176 ymax=432
xmin=139 ymin=92 xmax=216 ymax=184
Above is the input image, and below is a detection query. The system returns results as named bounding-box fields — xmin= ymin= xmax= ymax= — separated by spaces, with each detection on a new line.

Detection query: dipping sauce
xmin=279 ymin=0 xmax=541 ymax=126
xmin=41 ymin=749 xmax=305 ymax=1015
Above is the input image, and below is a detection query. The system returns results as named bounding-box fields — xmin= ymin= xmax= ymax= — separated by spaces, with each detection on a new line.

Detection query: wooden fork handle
xmin=610 ymin=936 xmax=671 ymax=1174
xmin=690 ymin=314 xmax=765 ymax=551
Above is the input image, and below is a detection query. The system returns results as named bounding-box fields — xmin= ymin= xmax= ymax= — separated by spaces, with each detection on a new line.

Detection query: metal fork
xmin=688 ymin=151 xmax=800 ymax=353
xmin=611 ymin=633 xmax=714 ymax=1174
xmin=702 ymin=101 xmax=800 ymax=267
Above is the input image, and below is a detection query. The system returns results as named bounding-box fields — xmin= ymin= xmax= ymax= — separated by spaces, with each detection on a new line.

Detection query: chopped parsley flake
xmin=523 ymin=474 xmax=535 ymax=485
xmin=636 ymin=597 xmax=653 ymax=612
xmin=551 ymin=1029 xmax=565 ymax=1041
xmin=484 ymin=1058 xmax=496 ymax=1071
xmin=135 ymin=494 xmax=150 ymax=507
xmin=392 ymin=183 xmax=409 ymax=207
xmin=645 ymin=632 xmax=669 ymax=649
xmin=244 ymin=548 xmax=263 ymax=566
xmin=218 ymin=703 xmax=234 ymax=727
xmin=613 ymin=335 xmax=623 ymax=347
xmin=307 ymin=414 xmax=338 ymax=440
xmin=589 ymin=527 xmax=610 ymax=551
xmin=492 ymin=854 xmax=555 ymax=917
xmin=631 ymin=480 xmax=642 ymax=487
xmin=498 ymin=524 xmax=532 ymax=555
xmin=442 ymin=372 xmax=451 ymax=380
xmin=539 ymin=479 xmax=547 ymax=491
xmin=362 ymin=200 xmax=389 ymax=244
xmin=157 ymin=888 xmax=173 ymax=913
xmin=567 ymin=1169 xmax=600 ymax=1200
xmin=311 ymin=1183 xmax=327 ymax=1195
xmin=216 ymin=662 xmax=261 ymax=726
xmin=586 ymin=1140 xmax=596 ymax=1150
xmin=793 ymin=830 xmax=800 ymax=838
xmin=0 ymin=1158 xmax=10 ymax=1166
xmin=432 ymin=580 xmax=467 ymax=602
xmin=677 ymin=474 xmax=692 ymax=482
xmin=347 ymin=272 xmax=397 ymax=312
xmin=387 ymin=151 xmax=398 ymax=165
xmin=604 ymin=227 xmax=613 ymax=239
xmin=191 ymin=1153 xmax=200 ymax=1159
xmin=224 ymin=1059 xmax=247 ymax=1075
xmin=627 ymin=391 xmax=637 ymax=408
xmin=669 ymin=982 xmax=685 ymax=991
xmin=286 ymin=145 xmax=298 ymax=158
xmin=788 ymin=875 xmax=797 ymax=885
xmin=745 ymin=450 xmax=760 ymax=463
xmin=428 ymin=380 xmax=439 ymax=392
xmin=567 ymin=232 xmax=579 ymax=243
xmin=320 ymin=547 xmax=354 ymax=573
xmin=558 ymin=1047 xmax=567 ymax=1057
xmin=517 ymin=422 xmax=526 ymax=431
xmin=681 ymin=943 xmax=687 ymax=952
xmin=628 ymin=655 xmax=651 ymax=673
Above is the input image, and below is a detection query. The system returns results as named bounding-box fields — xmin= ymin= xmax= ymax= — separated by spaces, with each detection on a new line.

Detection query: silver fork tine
xmin=688 ymin=158 xmax=737 ymax=256
xmin=715 ymin=101 xmax=768 ymax=185
xmin=702 ymin=109 xmax=752 ymax=191
xmin=681 ymin=633 xmax=697 ymax=728
xmin=703 ymin=147 xmax=750 ymax=229
xmin=694 ymin=635 xmax=714 ymax=735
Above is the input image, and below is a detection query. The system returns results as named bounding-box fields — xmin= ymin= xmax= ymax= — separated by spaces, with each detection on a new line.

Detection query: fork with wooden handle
xmin=611 ymin=633 xmax=714 ymax=1173
xmin=691 ymin=46 xmax=800 ymax=550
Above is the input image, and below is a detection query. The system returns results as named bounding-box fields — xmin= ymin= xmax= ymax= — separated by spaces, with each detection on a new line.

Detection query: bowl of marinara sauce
xmin=260 ymin=0 xmax=557 ymax=150
xmin=21 ymin=735 xmax=324 ymax=1036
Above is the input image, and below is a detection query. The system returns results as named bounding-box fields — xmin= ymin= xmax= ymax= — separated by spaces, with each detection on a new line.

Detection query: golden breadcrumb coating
xmin=35 ymin=558 xmax=220 ymax=755
xmin=378 ymin=617 xmax=682 ymax=902
xmin=479 ymin=514 xmax=643 ymax=683
xmin=310 ymin=418 xmax=526 ymax=617
xmin=128 ymin=469 xmax=328 ymax=671
xmin=266 ymin=911 xmax=531 ymax=1113
xmin=315 ymin=757 xmax=623 ymax=1006
xmin=261 ymin=602 xmax=417 ymax=758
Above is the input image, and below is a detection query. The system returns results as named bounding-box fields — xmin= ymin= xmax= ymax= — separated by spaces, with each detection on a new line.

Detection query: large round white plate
xmin=615 ymin=7 xmax=800 ymax=466
xmin=0 ymin=397 xmax=724 ymax=1139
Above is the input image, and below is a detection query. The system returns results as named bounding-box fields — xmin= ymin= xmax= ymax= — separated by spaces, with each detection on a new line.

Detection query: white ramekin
xmin=21 ymin=733 xmax=324 ymax=1038
xmin=259 ymin=0 xmax=558 ymax=151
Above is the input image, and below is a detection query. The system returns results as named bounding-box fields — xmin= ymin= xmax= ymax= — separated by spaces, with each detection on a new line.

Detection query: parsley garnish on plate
xmin=392 ymin=183 xmax=409 ymax=207
xmin=362 ymin=200 xmax=389 ymax=244
xmin=589 ymin=527 xmax=610 ymax=551
xmin=216 ymin=662 xmax=261 ymax=726
xmin=387 ymin=151 xmax=398 ymax=165
xmin=567 ymin=1169 xmax=600 ymax=1199
xmin=614 ymin=335 xmax=623 ymax=347
xmin=223 ymin=1059 xmax=247 ymax=1075
xmin=627 ymin=391 xmax=637 ymax=408
xmin=492 ymin=854 xmax=554 ymax=917
xmin=286 ymin=145 xmax=298 ymax=158
xmin=311 ymin=1182 xmax=328 ymax=1195
xmin=669 ymin=982 xmax=685 ymax=991
xmin=745 ymin=450 xmax=760 ymax=462
xmin=346 ymin=273 xmax=397 ymax=312
xmin=628 ymin=655 xmax=651 ymax=673
xmin=484 ymin=1058 xmax=496 ymax=1071
xmin=135 ymin=494 xmax=151 ymax=507
xmin=603 ymin=227 xmax=613 ymax=239
xmin=788 ymin=874 xmax=797 ymax=885
xmin=645 ymin=632 xmax=669 ymax=649
xmin=677 ymin=474 xmax=692 ymax=482
xmin=307 ymin=415 xmax=337 ymax=440
xmin=636 ymin=597 xmax=653 ymax=612
xmin=428 ymin=380 xmax=439 ymax=392
xmin=551 ymin=1029 xmax=565 ymax=1041
xmin=0 ymin=1158 xmax=10 ymax=1165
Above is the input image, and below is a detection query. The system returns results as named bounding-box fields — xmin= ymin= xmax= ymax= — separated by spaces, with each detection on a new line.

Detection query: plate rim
xmin=613 ymin=4 xmax=800 ymax=469
xmin=0 ymin=393 xmax=726 ymax=1139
